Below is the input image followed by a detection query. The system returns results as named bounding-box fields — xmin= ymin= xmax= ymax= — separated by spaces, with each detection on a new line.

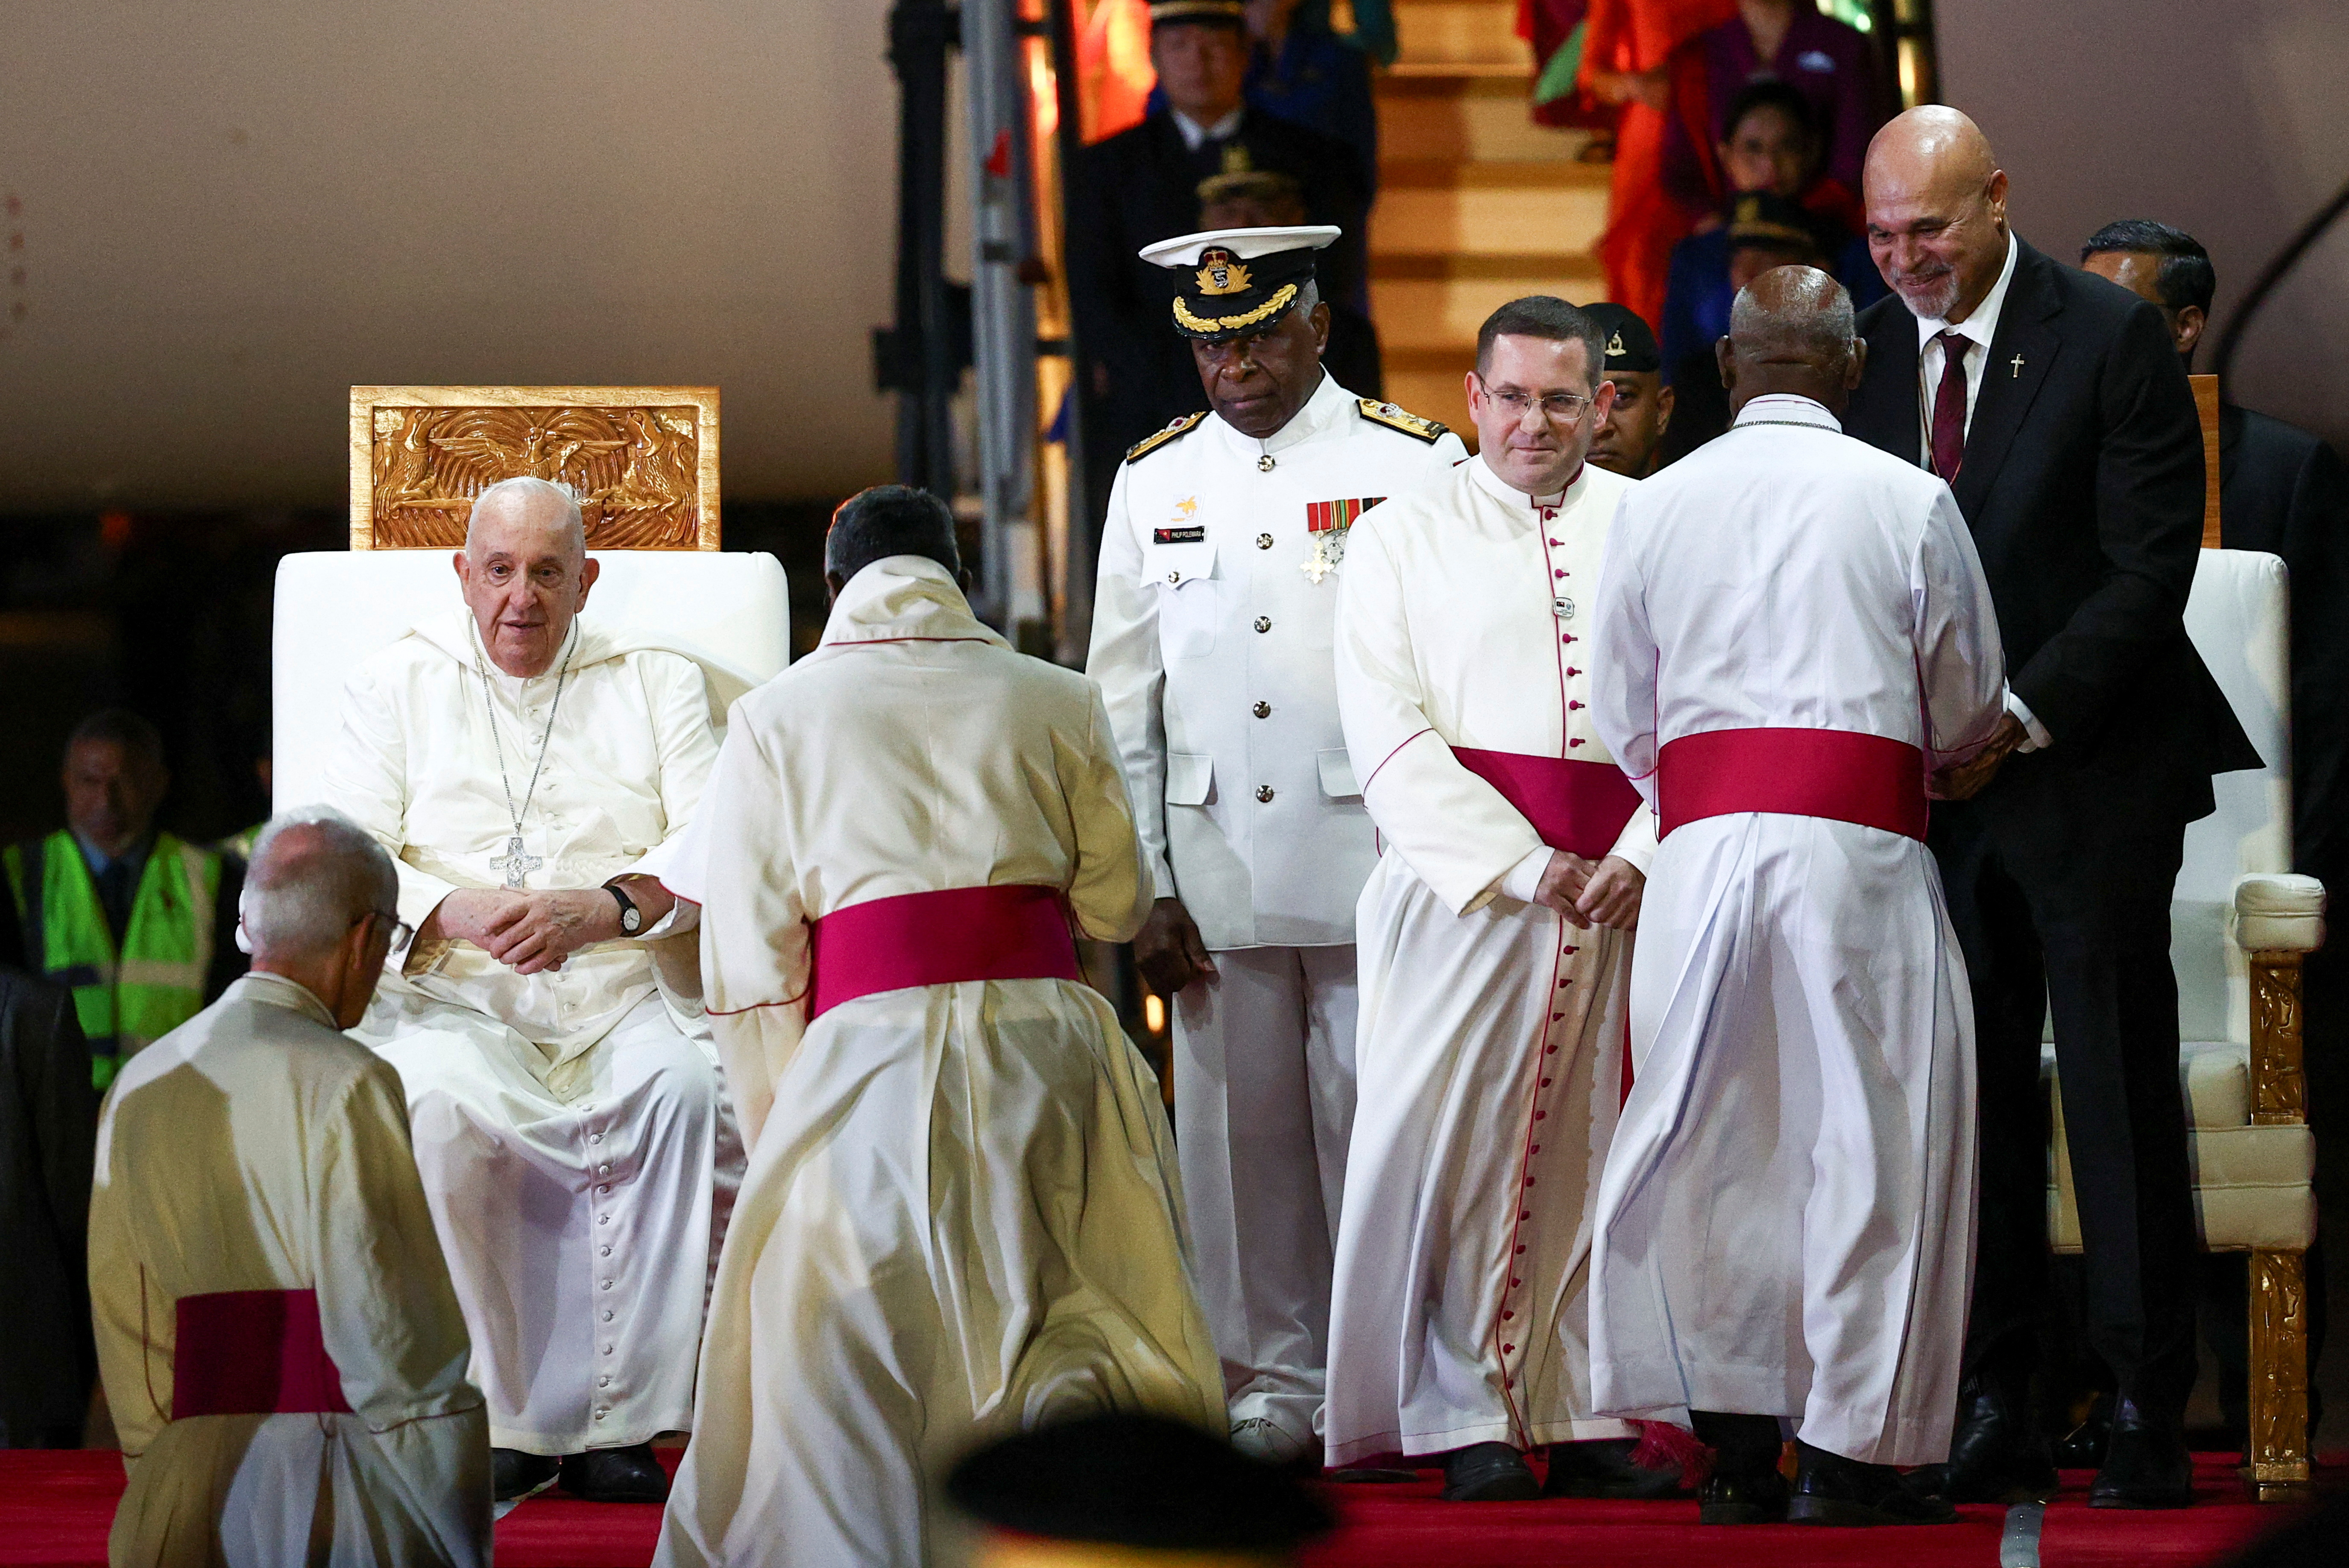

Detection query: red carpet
xmin=0 ymin=1451 xmax=2328 ymax=1565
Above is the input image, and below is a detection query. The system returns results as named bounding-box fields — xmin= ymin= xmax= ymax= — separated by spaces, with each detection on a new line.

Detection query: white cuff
xmin=1498 ymin=845 xmax=1553 ymax=904
xmin=2006 ymin=690 xmax=2052 ymax=752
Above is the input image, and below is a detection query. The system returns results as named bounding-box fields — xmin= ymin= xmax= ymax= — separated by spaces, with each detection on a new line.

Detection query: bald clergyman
xmin=1587 ymin=268 xmax=2004 ymax=1527
xmin=325 ymin=477 xmax=753 ymax=1505
xmin=92 ymin=809 xmax=489 ymax=1566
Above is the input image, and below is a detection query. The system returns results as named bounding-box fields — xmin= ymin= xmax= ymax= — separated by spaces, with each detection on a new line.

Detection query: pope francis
xmin=324 ymin=477 xmax=747 ymax=1504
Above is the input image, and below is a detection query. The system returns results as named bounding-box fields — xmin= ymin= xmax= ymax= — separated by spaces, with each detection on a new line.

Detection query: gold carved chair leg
xmin=2247 ymin=951 xmax=2313 ymax=1500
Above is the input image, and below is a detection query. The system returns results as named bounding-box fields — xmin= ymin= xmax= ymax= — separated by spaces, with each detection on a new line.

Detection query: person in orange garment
xmin=1575 ymin=0 xmax=1737 ymax=327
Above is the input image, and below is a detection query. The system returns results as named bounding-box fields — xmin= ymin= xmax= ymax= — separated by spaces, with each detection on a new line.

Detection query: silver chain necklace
xmin=477 ymin=624 xmax=575 ymax=889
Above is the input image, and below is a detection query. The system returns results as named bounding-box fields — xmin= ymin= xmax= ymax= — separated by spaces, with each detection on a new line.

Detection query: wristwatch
xmin=606 ymin=881 xmax=643 ymax=936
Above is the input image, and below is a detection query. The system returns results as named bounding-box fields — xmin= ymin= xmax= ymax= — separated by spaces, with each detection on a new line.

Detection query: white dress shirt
xmin=1913 ymin=231 xmax=2049 ymax=750
xmin=1173 ymin=105 xmax=1245 ymax=152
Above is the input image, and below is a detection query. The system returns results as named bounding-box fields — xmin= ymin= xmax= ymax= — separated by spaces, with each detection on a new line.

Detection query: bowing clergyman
xmin=657 ymin=488 xmax=1220 ymax=1568
xmin=1087 ymin=224 xmax=1465 ymax=1463
xmin=1587 ymin=266 xmax=2004 ymax=1527
xmin=92 ymin=809 xmax=489 ymax=1566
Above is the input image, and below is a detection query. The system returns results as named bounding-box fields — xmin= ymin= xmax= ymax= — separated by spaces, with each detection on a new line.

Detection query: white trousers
xmin=1171 ymin=943 xmax=1357 ymax=1446
xmin=371 ymin=992 xmax=739 ymax=1455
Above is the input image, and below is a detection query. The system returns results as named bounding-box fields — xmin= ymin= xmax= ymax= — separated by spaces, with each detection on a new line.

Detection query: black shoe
xmin=2053 ymin=1391 xmax=2114 ymax=1469
xmin=1697 ymin=1465 xmax=1789 ymax=1525
xmin=1439 ymin=1442 xmax=1540 ymax=1502
xmin=492 ymin=1447 xmax=561 ymax=1503
xmin=2088 ymin=1400 xmax=2193 ymax=1509
xmin=1786 ymin=1440 xmax=1958 ymax=1525
xmin=1542 ymin=1438 xmax=1686 ymax=1499
xmin=559 ymin=1442 xmax=671 ymax=1504
xmin=1924 ymin=1383 xmax=2057 ymax=1504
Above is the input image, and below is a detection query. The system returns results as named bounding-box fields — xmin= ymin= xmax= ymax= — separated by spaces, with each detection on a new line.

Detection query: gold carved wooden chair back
xmin=350 ymin=386 xmax=721 ymax=550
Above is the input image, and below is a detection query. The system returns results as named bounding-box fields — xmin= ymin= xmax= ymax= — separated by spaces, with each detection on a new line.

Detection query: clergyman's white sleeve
xmin=1913 ymin=486 xmax=2009 ymax=771
xmin=1588 ymin=496 xmax=1661 ymax=808
xmin=1334 ymin=518 xmax=1546 ymax=914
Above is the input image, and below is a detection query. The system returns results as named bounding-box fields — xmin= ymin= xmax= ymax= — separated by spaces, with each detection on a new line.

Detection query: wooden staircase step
xmin=1374 ymin=269 xmax=1608 ymax=351
xmin=1370 ymin=180 xmax=1611 ymax=256
xmin=1381 ymin=158 xmax=1611 ymax=190
xmin=1378 ymin=80 xmax=1594 ymax=164
xmin=1388 ymin=0 xmax=1535 ymax=67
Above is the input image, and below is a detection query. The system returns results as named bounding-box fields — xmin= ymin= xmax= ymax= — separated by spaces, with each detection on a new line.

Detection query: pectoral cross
xmin=492 ymin=835 xmax=542 ymax=889
xmin=2009 ymin=354 xmax=2026 ymax=378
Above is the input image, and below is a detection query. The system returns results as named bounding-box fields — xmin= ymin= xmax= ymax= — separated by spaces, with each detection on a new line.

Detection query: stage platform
xmin=0 ymin=1451 xmax=2329 ymax=1566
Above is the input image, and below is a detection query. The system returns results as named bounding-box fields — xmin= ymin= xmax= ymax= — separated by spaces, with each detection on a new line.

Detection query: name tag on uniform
xmin=1154 ymin=525 xmax=1207 ymax=544
xmin=1554 ymin=596 xmax=1576 ymax=620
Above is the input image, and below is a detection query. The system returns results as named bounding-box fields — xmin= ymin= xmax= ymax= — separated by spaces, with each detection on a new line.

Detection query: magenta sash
xmin=808 ymin=884 xmax=1080 ymax=1020
xmin=173 ymin=1290 xmax=352 ymax=1418
xmin=1453 ymin=746 xmax=1643 ymax=860
xmin=1658 ymin=727 xmax=1928 ymax=841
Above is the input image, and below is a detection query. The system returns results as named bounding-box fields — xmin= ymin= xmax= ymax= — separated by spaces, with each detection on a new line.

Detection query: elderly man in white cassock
xmin=655 ymin=486 xmax=1221 ymax=1568
xmin=1586 ymin=267 xmax=2005 ymax=1527
xmin=92 ymin=808 xmax=489 ymax=1567
xmin=325 ymin=476 xmax=745 ymax=1506
xmin=1324 ymin=296 xmax=1679 ymax=1504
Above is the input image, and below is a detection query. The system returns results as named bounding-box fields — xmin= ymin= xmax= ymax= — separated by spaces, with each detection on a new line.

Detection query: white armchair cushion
xmin=2235 ymin=872 xmax=2328 ymax=953
xmin=270 ymin=550 xmax=790 ymax=812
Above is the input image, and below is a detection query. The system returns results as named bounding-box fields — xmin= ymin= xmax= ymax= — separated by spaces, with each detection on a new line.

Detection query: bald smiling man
xmin=1842 ymin=108 xmax=2260 ymax=1511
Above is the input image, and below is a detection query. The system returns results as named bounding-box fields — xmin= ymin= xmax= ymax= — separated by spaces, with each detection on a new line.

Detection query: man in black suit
xmin=0 ymin=895 xmax=96 ymax=1450
xmin=1066 ymin=0 xmax=1369 ymax=527
xmin=1843 ymin=108 xmax=2260 ymax=1510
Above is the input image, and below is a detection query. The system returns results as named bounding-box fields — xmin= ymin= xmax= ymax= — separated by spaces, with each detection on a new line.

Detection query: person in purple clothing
xmin=1664 ymin=0 xmax=1892 ymax=204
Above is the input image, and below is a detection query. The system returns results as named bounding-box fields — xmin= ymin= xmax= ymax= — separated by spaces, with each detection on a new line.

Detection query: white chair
xmin=270 ymin=549 xmax=789 ymax=812
xmin=2045 ymin=547 xmax=2327 ymax=1500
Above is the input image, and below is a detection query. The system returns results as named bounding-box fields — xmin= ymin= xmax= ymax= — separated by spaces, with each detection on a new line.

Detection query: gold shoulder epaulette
xmin=1125 ymin=412 xmax=1208 ymax=464
xmin=1357 ymin=398 xmax=1449 ymax=443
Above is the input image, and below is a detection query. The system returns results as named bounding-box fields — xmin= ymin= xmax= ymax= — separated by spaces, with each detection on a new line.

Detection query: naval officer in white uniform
xmin=1088 ymin=225 xmax=1468 ymax=1463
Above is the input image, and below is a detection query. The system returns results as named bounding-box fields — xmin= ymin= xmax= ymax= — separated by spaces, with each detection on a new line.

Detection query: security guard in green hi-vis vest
xmin=3 ymin=709 xmax=246 ymax=1090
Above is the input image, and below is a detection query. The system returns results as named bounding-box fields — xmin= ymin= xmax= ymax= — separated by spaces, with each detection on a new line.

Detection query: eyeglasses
xmin=1476 ymin=375 xmax=1595 ymax=424
xmin=359 ymin=911 xmax=413 ymax=950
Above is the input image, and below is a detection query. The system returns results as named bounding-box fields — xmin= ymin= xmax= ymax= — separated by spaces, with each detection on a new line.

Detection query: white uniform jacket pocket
xmin=1166 ymin=751 xmax=1216 ymax=807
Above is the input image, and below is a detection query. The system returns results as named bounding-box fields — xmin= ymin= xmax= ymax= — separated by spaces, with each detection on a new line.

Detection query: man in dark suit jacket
xmin=1066 ymin=0 xmax=1368 ymax=527
xmin=1843 ymin=108 xmax=2260 ymax=1511
xmin=0 ymin=892 xmax=97 ymax=1449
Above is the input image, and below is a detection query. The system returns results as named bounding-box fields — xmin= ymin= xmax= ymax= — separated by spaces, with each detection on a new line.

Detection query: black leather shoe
xmin=2054 ymin=1390 xmax=2114 ymax=1469
xmin=492 ymin=1447 xmax=561 ymax=1503
xmin=2088 ymin=1400 xmax=2193 ymax=1509
xmin=1543 ymin=1438 xmax=1686 ymax=1499
xmin=1924 ymin=1384 xmax=2057 ymax=1504
xmin=560 ymin=1442 xmax=671 ymax=1504
xmin=1439 ymin=1442 xmax=1540 ymax=1502
xmin=1787 ymin=1440 xmax=1957 ymax=1526
xmin=1697 ymin=1465 xmax=1789 ymax=1525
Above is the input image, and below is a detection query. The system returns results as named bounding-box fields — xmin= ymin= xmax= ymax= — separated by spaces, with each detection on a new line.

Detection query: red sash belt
xmin=172 ymin=1290 xmax=351 ymax=1418
xmin=1454 ymin=746 xmax=1643 ymax=860
xmin=808 ymin=884 xmax=1080 ymax=1020
xmin=1658 ymin=727 xmax=1928 ymax=841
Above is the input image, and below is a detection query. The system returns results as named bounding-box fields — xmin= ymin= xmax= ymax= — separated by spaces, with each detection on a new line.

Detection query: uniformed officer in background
xmin=1087 ymin=225 xmax=1466 ymax=1465
xmin=1580 ymin=302 xmax=1675 ymax=480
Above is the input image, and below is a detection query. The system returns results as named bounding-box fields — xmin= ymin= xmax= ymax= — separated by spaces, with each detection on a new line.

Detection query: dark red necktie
xmin=1930 ymin=329 xmax=1970 ymax=481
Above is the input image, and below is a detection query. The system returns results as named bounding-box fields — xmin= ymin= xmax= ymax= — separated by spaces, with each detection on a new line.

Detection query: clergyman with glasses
xmin=1324 ymin=297 xmax=1688 ymax=1504
xmin=322 ymin=476 xmax=752 ymax=1506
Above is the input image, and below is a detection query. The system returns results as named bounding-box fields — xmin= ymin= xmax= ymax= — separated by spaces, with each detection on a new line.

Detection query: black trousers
xmin=1933 ymin=785 xmax=2200 ymax=1421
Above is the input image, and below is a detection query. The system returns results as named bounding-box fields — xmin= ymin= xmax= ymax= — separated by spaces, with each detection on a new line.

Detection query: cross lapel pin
xmin=2009 ymin=353 xmax=2026 ymax=379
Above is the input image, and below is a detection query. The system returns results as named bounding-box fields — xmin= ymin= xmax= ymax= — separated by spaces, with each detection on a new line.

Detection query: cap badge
xmin=1195 ymin=247 xmax=1252 ymax=298
xmin=1605 ymin=329 xmax=1626 ymax=360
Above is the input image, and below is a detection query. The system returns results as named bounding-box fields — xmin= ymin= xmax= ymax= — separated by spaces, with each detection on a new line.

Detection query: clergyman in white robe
xmin=326 ymin=609 xmax=750 ymax=1459
xmin=1586 ymin=390 xmax=2005 ymax=1466
xmin=1324 ymin=449 xmax=1662 ymax=1467
xmin=656 ymin=553 xmax=1222 ymax=1568
xmin=92 ymin=967 xmax=489 ymax=1567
